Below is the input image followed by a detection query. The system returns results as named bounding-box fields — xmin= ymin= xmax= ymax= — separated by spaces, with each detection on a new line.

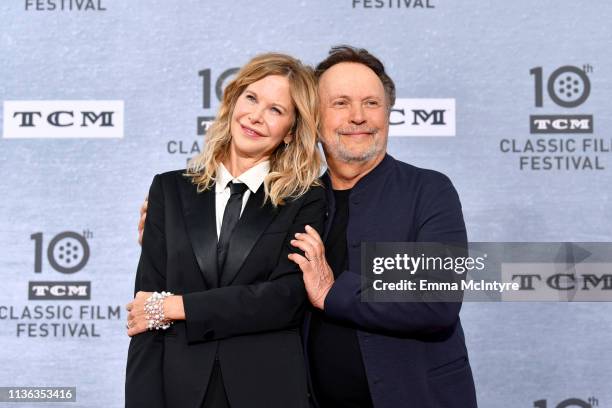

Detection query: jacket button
xmin=204 ymin=330 xmax=214 ymax=340
xmin=351 ymin=242 xmax=359 ymax=248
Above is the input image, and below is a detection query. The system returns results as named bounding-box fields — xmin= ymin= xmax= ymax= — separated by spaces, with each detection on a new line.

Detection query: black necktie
xmin=217 ymin=181 xmax=249 ymax=273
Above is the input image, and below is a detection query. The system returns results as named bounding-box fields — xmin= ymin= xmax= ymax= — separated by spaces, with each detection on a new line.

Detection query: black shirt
xmin=308 ymin=189 xmax=373 ymax=408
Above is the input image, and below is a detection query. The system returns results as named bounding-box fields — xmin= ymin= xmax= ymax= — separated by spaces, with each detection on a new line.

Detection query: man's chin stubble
xmin=331 ymin=140 xmax=383 ymax=163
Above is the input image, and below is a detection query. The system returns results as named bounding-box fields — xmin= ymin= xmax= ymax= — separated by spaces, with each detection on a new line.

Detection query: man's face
xmin=318 ymin=62 xmax=389 ymax=164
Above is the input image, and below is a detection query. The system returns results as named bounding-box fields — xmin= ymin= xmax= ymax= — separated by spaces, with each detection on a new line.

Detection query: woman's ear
xmin=283 ymin=133 xmax=294 ymax=145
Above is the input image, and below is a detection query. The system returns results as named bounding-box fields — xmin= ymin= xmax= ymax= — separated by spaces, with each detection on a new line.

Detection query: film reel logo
xmin=529 ymin=65 xmax=593 ymax=134
xmin=31 ymin=231 xmax=91 ymax=274
xmin=28 ymin=231 xmax=92 ymax=300
xmin=534 ymin=396 xmax=598 ymax=408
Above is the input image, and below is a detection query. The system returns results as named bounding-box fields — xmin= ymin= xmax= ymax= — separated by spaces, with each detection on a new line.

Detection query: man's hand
xmin=288 ymin=225 xmax=334 ymax=310
xmin=137 ymin=196 xmax=148 ymax=245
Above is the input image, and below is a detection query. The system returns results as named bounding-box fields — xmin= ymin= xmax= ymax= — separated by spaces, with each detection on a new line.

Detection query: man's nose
xmin=349 ymin=104 xmax=366 ymax=125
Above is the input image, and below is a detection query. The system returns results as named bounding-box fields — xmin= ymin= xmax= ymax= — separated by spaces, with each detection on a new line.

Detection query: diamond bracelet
xmin=144 ymin=291 xmax=174 ymax=330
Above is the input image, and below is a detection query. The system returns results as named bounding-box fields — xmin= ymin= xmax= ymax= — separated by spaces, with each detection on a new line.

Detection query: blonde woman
xmin=125 ymin=53 xmax=325 ymax=408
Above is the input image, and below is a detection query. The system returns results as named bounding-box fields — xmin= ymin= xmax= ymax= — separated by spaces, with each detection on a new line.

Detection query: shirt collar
xmin=215 ymin=161 xmax=270 ymax=193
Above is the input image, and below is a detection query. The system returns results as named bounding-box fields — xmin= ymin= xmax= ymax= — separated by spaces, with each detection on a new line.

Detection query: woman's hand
xmin=126 ymin=292 xmax=186 ymax=337
xmin=126 ymin=291 xmax=151 ymax=337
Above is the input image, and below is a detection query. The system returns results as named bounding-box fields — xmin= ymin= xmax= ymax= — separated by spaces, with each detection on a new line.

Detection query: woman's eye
xmin=333 ymin=100 xmax=347 ymax=107
xmin=246 ymin=94 xmax=256 ymax=102
xmin=271 ymin=107 xmax=282 ymax=115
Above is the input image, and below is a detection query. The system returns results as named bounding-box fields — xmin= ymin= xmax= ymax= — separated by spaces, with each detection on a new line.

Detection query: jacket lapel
xmin=179 ymin=180 xmax=219 ymax=288
xmin=220 ymin=187 xmax=278 ymax=286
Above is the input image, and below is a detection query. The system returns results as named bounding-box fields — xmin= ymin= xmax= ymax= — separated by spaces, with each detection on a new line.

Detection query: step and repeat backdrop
xmin=1 ymin=1 xmax=611 ymax=407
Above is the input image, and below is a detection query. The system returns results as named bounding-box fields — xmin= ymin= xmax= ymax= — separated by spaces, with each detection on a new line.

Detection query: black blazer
xmin=125 ymin=170 xmax=326 ymax=408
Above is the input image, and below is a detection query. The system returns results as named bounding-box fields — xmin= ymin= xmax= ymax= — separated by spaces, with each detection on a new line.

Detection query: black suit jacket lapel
xmin=220 ymin=187 xmax=278 ymax=286
xmin=179 ymin=180 xmax=219 ymax=288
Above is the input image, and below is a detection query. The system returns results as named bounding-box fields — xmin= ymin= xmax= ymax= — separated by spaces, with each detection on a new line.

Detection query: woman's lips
xmin=241 ymin=124 xmax=264 ymax=138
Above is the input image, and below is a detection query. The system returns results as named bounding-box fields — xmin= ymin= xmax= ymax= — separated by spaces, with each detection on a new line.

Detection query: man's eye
xmin=365 ymin=100 xmax=379 ymax=107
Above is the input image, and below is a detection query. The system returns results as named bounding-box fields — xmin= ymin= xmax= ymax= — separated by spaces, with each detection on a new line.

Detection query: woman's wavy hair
xmin=186 ymin=53 xmax=321 ymax=206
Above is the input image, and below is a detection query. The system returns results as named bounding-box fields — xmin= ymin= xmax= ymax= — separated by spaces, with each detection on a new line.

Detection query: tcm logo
xmin=389 ymin=98 xmax=455 ymax=137
xmin=3 ymin=100 xmax=124 ymax=138
xmin=28 ymin=281 xmax=91 ymax=300
xmin=530 ymin=115 xmax=592 ymax=134
xmin=529 ymin=65 xmax=593 ymax=134
xmin=511 ymin=273 xmax=612 ymax=291
xmin=502 ymin=263 xmax=612 ymax=301
xmin=197 ymin=116 xmax=215 ymax=136
xmin=28 ymin=230 xmax=93 ymax=300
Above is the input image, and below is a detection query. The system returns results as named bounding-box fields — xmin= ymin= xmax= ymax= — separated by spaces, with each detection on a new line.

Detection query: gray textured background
xmin=1 ymin=0 xmax=611 ymax=407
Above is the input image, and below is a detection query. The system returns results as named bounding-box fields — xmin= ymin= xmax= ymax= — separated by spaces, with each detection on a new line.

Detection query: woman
xmin=125 ymin=53 xmax=326 ymax=408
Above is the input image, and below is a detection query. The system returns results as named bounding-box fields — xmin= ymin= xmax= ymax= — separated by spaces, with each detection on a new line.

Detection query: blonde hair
xmin=186 ymin=53 xmax=321 ymax=206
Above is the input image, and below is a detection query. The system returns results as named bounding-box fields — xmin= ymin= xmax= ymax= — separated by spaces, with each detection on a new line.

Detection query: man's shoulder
xmin=390 ymin=157 xmax=453 ymax=189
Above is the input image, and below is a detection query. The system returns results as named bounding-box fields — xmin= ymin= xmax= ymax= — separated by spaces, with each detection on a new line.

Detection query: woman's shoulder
xmin=149 ymin=169 xmax=194 ymax=192
xmin=156 ymin=169 xmax=188 ymax=179
xmin=288 ymin=183 xmax=327 ymax=207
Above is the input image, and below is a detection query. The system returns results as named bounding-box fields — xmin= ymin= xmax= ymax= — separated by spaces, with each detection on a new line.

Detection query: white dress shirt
xmin=214 ymin=161 xmax=270 ymax=239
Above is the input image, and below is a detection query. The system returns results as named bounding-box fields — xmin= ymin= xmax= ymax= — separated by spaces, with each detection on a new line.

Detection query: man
xmin=138 ymin=46 xmax=477 ymax=408
xmin=287 ymin=46 xmax=477 ymax=408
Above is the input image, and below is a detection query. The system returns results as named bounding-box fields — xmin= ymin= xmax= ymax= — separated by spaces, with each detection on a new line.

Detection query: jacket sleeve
xmin=324 ymin=177 xmax=466 ymax=336
xmin=182 ymin=186 xmax=327 ymax=343
xmin=125 ymin=174 xmax=166 ymax=408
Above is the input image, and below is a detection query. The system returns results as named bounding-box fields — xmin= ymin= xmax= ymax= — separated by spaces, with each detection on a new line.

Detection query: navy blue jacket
xmin=305 ymin=154 xmax=477 ymax=408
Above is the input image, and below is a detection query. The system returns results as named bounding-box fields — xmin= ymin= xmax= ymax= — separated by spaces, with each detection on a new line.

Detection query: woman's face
xmin=229 ymin=75 xmax=296 ymax=161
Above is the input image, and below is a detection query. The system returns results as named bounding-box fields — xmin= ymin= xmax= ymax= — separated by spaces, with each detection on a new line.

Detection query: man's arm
xmin=137 ymin=196 xmax=147 ymax=245
xmin=292 ymin=179 xmax=466 ymax=336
